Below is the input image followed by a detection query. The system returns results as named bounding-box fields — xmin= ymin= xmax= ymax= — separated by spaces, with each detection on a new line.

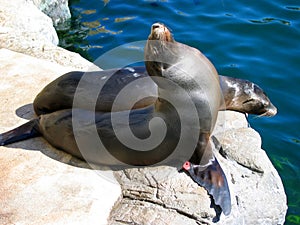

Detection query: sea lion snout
xmin=250 ymin=85 xmax=277 ymax=117
xmin=149 ymin=22 xmax=173 ymax=42
xmin=262 ymin=101 xmax=277 ymax=117
xmin=152 ymin=23 xmax=163 ymax=30
xmin=150 ymin=23 xmax=165 ymax=38
xmin=241 ymin=95 xmax=277 ymax=117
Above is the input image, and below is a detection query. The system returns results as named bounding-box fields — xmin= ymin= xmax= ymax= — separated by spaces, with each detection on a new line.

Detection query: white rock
xmin=0 ymin=0 xmax=58 ymax=45
xmin=0 ymin=0 xmax=98 ymax=70
xmin=32 ymin=0 xmax=71 ymax=26
xmin=0 ymin=49 xmax=121 ymax=225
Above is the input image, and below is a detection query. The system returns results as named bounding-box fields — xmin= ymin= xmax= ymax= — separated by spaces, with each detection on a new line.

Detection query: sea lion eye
xmin=262 ymin=100 xmax=269 ymax=107
xmin=242 ymin=99 xmax=254 ymax=104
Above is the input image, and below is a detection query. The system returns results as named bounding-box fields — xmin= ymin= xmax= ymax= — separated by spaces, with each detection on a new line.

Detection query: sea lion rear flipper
xmin=0 ymin=119 xmax=41 ymax=146
xmin=182 ymin=158 xmax=231 ymax=216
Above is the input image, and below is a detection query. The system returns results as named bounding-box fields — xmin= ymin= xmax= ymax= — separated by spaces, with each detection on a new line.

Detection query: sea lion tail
xmin=0 ymin=119 xmax=41 ymax=146
xmin=182 ymin=158 xmax=231 ymax=216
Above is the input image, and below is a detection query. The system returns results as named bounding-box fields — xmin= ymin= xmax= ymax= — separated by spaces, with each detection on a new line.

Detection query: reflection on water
xmin=114 ymin=16 xmax=136 ymax=23
xmin=88 ymin=26 xmax=123 ymax=36
xmin=82 ymin=20 xmax=100 ymax=28
xmin=286 ymin=6 xmax=300 ymax=11
xmin=249 ymin=17 xmax=291 ymax=26
xmin=82 ymin=9 xmax=97 ymax=15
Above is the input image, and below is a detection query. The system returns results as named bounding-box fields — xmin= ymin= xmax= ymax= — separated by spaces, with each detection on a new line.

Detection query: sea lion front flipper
xmin=182 ymin=158 xmax=231 ymax=216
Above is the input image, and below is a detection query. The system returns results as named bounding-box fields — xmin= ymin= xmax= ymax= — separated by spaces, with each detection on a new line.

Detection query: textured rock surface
xmin=1 ymin=0 xmax=58 ymax=45
xmin=0 ymin=0 xmax=96 ymax=70
xmin=32 ymin=0 xmax=71 ymax=25
xmin=108 ymin=111 xmax=287 ymax=225
xmin=0 ymin=48 xmax=121 ymax=225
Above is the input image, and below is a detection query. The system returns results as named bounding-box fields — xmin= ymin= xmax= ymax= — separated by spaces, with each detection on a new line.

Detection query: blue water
xmin=58 ymin=0 xmax=300 ymax=223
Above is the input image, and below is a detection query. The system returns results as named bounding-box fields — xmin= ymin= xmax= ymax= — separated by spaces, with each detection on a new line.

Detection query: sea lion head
xmin=145 ymin=22 xmax=177 ymax=78
xmin=148 ymin=22 xmax=174 ymax=42
xmin=241 ymin=83 xmax=277 ymax=117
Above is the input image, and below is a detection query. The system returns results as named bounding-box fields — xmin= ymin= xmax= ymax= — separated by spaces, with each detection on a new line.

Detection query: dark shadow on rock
xmin=15 ymin=103 xmax=36 ymax=120
xmin=3 ymin=137 xmax=94 ymax=169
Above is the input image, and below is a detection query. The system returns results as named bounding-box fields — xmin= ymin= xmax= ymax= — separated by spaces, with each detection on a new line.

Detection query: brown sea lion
xmin=33 ymin=66 xmax=277 ymax=117
xmin=144 ymin=22 xmax=231 ymax=214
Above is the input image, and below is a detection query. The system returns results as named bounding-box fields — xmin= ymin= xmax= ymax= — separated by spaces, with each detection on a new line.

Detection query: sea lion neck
xmin=145 ymin=23 xmax=179 ymax=78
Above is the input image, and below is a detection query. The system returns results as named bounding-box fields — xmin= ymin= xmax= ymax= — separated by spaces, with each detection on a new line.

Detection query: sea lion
xmin=33 ymin=67 xmax=157 ymax=115
xmin=0 ymin=23 xmax=232 ymax=215
xmin=218 ymin=76 xmax=277 ymax=116
xmin=33 ymin=66 xmax=277 ymax=116
xmin=144 ymin=22 xmax=231 ymax=214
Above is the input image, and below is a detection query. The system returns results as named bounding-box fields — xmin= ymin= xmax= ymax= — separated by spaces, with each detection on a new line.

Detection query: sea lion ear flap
xmin=182 ymin=139 xmax=231 ymax=216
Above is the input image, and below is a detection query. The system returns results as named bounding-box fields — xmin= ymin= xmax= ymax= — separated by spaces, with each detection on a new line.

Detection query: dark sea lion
xmin=33 ymin=67 xmax=157 ymax=115
xmin=33 ymin=66 xmax=277 ymax=117
xmin=0 ymin=105 xmax=181 ymax=165
xmin=219 ymin=76 xmax=277 ymax=116
xmin=0 ymin=23 xmax=232 ymax=215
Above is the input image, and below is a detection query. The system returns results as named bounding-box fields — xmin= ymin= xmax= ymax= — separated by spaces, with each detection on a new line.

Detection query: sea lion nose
xmin=266 ymin=103 xmax=277 ymax=116
xmin=152 ymin=23 xmax=161 ymax=30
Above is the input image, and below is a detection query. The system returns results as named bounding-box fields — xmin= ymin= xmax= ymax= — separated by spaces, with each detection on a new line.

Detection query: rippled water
xmin=58 ymin=0 xmax=300 ymax=223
